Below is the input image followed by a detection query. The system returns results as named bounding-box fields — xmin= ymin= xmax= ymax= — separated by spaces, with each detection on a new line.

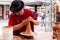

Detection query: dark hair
xmin=10 ymin=0 xmax=24 ymax=12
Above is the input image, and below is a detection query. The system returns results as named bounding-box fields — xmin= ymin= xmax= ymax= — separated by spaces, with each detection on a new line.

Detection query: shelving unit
xmin=38 ymin=0 xmax=56 ymax=32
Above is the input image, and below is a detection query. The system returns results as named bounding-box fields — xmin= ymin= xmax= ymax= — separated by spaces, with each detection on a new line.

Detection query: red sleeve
xmin=8 ymin=13 xmax=16 ymax=26
xmin=32 ymin=12 xmax=38 ymax=20
xmin=26 ymin=9 xmax=38 ymax=20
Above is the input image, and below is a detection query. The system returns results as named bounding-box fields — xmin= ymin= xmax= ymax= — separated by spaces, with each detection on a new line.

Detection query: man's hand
xmin=21 ymin=17 xmax=33 ymax=26
xmin=28 ymin=17 xmax=39 ymax=25
xmin=22 ymin=16 xmax=39 ymax=26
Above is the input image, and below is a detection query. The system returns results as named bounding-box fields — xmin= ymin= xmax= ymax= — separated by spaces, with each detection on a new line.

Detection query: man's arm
xmin=8 ymin=13 xmax=24 ymax=31
xmin=13 ymin=18 xmax=31 ymax=31
xmin=8 ymin=14 xmax=33 ymax=31
xmin=12 ymin=22 xmax=23 ymax=31
xmin=13 ymin=16 xmax=39 ymax=31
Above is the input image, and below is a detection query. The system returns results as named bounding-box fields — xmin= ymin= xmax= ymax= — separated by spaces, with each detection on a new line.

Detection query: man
xmin=8 ymin=0 xmax=38 ymax=35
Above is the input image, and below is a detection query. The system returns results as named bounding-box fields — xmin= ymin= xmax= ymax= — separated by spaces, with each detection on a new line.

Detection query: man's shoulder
xmin=9 ymin=12 xmax=15 ymax=17
xmin=24 ymin=9 xmax=32 ymax=13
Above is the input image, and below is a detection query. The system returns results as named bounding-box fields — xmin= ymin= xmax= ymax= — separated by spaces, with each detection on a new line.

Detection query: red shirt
xmin=8 ymin=9 xmax=38 ymax=35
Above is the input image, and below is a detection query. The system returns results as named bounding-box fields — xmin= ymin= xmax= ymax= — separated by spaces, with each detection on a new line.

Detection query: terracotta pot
xmin=53 ymin=22 xmax=60 ymax=31
xmin=52 ymin=22 xmax=60 ymax=39
xmin=55 ymin=4 xmax=59 ymax=14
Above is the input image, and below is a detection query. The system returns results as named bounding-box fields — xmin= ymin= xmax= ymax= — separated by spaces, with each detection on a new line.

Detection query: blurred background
xmin=0 ymin=0 xmax=60 ymax=40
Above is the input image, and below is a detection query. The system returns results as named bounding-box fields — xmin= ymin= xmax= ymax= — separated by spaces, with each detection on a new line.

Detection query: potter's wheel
xmin=19 ymin=20 xmax=39 ymax=37
xmin=20 ymin=32 xmax=35 ymax=39
xmin=20 ymin=32 xmax=38 ymax=36
xmin=20 ymin=32 xmax=34 ymax=36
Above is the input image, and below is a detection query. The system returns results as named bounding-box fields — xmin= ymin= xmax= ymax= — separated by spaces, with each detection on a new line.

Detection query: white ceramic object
xmin=2 ymin=26 xmax=13 ymax=40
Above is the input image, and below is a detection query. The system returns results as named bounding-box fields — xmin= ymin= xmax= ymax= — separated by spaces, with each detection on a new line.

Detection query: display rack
xmin=39 ymin=0 xmax=56 ymax=32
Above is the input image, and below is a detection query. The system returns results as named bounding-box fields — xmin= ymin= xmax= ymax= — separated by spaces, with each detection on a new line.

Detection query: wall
xmin=0 ymin=0 xmax=12 ymax=19
xmin=0 ymin=0 xmax=12 ymax=5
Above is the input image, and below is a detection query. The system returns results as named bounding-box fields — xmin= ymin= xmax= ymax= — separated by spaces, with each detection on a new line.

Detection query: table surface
xmin=13 ymin=35 xmax=57 ymax=40
xmin=0 ymin=32 xmax=57 ymax=40
xmin=13 ymin=32 xmax=57 ymax=40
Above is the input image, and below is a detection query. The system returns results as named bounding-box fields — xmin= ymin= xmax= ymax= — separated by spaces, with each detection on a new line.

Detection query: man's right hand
xmin=21 ymin=17 xmax=33 ymax=26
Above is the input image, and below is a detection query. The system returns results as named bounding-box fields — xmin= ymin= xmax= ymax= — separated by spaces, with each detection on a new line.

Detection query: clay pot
xmin=55 ymin=4 xmax=59 ymax=14
xmin=53 ymin=22 xmax=60 ymax=31
xmin=52 ymin=22 xmax=60 ymax=39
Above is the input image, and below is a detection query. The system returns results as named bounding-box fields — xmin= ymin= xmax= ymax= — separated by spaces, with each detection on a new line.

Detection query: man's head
xmin=10 ymin=0 xmax=24 ymax=15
